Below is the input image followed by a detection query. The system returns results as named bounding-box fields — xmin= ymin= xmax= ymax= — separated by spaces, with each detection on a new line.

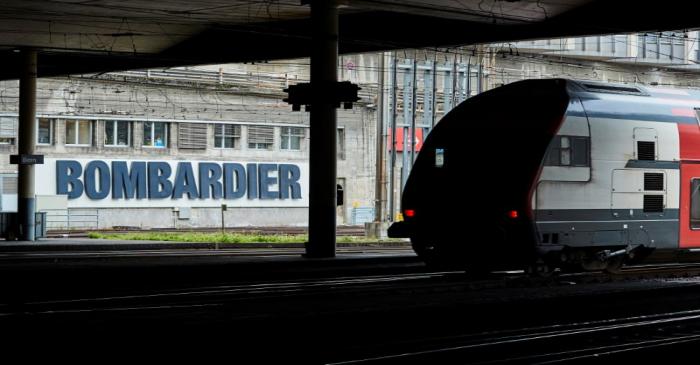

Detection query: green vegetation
xmin=86 ymin=231 xmax=406 ymax=244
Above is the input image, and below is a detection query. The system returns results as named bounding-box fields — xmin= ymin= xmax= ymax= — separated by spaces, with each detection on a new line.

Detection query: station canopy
xmin=0 ymin=0 xmax=697 ymax=79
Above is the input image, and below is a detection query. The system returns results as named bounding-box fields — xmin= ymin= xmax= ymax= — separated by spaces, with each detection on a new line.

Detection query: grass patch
xmin=87 ymin=231 xmax=306 ymax=243
xmin=87 ymin=231 xmax=407 ymax=244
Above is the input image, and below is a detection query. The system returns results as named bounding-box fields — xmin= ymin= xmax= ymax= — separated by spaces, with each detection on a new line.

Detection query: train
xmin=388 ymin=78 xmax=700 ymax=273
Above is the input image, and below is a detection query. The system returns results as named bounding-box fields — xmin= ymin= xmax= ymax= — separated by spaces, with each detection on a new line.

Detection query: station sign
xmin=10 ymin=154 xmax=44 ymax=165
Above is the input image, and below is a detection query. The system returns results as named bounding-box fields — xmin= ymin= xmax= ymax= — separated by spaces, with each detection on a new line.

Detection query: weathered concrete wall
xmin=91 ymin=207 xmax=308 ymax=230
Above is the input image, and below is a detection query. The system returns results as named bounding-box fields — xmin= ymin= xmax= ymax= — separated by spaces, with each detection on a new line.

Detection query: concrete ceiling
xmin=0 ymin=0 xmax=696 ymax=79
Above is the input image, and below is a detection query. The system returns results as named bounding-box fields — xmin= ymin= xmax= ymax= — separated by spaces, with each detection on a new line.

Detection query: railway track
xmin=329 ymin=309 xmax=700 ymax=364
xmin=560 ymin=262 xmax=700 ymax=284
xmin=0 ymin=271 xmax=461 ymax=317
xmin=7 ymin=262 xmax=700 ymax=319
xmin=6 ymin=262 xmax=700 ymax=361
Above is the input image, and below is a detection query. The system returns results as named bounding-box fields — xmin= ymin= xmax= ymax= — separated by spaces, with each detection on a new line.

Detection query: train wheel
xmin=579 ymin=256 xmax=626 ymax=273
xmin=526 ymin=263 xmax=556 ymax=278
xmin=410 ymin=238 xmax=466 ymax=270
xmin=411 ymin=239 xmax=435 ymax=263
xmin=603 ymin=256 xmax=625 ymax=274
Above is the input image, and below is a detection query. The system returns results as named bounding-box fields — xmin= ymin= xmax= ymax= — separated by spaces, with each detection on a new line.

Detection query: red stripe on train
xmin=672 ymin=108 xmax=697 ymax=117
xmin=678 ymin=123 xmax=700 ymax=160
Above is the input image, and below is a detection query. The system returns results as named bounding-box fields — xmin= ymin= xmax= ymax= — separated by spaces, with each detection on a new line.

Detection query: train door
xmin=680 ymin=163 xmax=700 ymax=248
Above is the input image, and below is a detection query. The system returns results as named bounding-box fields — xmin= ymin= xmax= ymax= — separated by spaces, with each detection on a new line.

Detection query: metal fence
xmin=351 ymin=207 xmax=375 ymax=225
xmin=43 ymin=209 xmax=99 ymax=230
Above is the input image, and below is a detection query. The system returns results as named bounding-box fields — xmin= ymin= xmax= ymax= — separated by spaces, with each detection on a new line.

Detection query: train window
xmin=560 ymin=137 xmax=571 ymax=165
xmin=692 ymin=179 xmax=700 ymax=229
xmin=544 ymin=135 xmax=589 ymax=167
xmin=572 ymin=138 xmax=589 ymax=165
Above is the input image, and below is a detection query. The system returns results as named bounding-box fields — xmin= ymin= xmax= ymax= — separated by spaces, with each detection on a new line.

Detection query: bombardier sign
xmin=35 ymin=159 xmax=309 ymax=208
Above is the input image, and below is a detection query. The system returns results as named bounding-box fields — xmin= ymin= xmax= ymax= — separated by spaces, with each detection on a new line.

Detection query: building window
xmin=65 ymin=120 xmax=93 ymax=146
xmin=178 ymin=123 xmax=207 ymax=149
xmin=143 ymin=122 xmax=168 ymax=148
xmin=214 ymin=124 xmax=240 ymax=149
xmin=337 ymin=127 xmax=345 ymax=160
xmin=104 ymin=120 xmax=130 ymax=147
xmin=247 ymin=125 xmax=274 ymax=150
xmin=281 ymin=127 xmax=304 ymax=150
xmin=37 ymin=118 xmax=53 ymax=145
xmin=545 ymin=135 xmax=589 ymax=167
xmin=0 ymin=117 xmax=16 ymax=145
xmin=645 ymin=33 xmax=659 ymax=59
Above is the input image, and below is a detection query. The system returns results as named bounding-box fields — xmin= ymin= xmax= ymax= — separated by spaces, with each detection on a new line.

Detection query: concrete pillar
xmin=18 ymin=49 xmax=37 ymax=241
xmin=305 ymin=0 xmax=338 ymax=258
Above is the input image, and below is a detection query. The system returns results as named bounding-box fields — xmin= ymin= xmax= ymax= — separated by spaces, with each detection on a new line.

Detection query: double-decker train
xmin=388 ymin=78 xmax=700 ymax=273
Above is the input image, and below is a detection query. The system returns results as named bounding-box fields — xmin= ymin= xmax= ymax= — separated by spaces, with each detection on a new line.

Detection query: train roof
xmin=560 ymin=79 xmax=700 ymax=124
xmin=566 ymin=79 xmax=700 ymax=101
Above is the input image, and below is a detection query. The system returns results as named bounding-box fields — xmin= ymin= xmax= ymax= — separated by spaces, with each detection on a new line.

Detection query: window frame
xmin=280 ymin=126 xmax=304 ymax=151
xmin=104 ymin=120 xmax=131 ymax=148
xmin=0 ymin=116 xmax=16 ymax=145
xmin=36 ymin=118 xmax=53 ymax=146
xmin=214 ymin=124 xmax=240 ymax=149
xmin=247 ymin=125 xmax=274 ymax=150
xmin=337 ymin=127 xmax=346 ymax=160
xmin=143 ymin=121 xmax=168 ymax=148
xmin=65 ymin=119 xmax=93 ymax=146
xmin=544 ymin=135 xmax=590 ymax=167
xmin=249 ymin=142 xmax=272 ymax=150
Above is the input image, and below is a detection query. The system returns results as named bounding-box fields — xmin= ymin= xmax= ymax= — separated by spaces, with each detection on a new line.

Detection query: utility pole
xmin=388 ymin=53 xmax=397 ymax=222
xmin=374 ymin=52 xmax=386 ymax=224
xmin=410 ymin=58 xmax=417 ymax=164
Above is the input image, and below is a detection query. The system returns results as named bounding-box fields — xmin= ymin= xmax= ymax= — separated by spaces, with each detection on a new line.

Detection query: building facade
xmin=0 ymin=64 xmax=378 ymax=229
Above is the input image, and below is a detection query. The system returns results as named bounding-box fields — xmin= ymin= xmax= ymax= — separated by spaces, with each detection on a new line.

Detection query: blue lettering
xmin=223 ymin=163 xmax=246 ymax=199
xmin=247 ymin=163 xmax=258 ymax=199
xmin=56 ymin=160 xmax=83 ymax=199
xmin=84 ymin=161 xmax=110 ymax=199
xmin=198 ymin=163 xmax=222 ymax=199
xmin=148 ymin=162 xmax=173 ymax=199
xmin=279 ymin=164 xmax=302 ymax=199
xmin=112 ymin=161 xmax=147 ymax=199
xmin=172 ymin=162 xmax=198 ymax=199
xmin=258 ymin=164 xmax=278 ymax=199
xmin=56 ymin=160 xmax=302 ymax=202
